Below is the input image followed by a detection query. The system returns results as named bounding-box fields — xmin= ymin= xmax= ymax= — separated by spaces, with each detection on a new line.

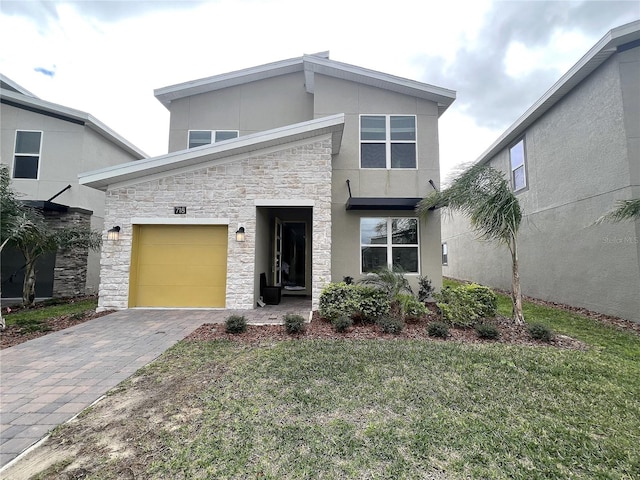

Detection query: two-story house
xmin=1 ymin=74 xmax=146 ymax=300
xmin=79 ymin=52 xmax=456 ymax=311
xmin=440 ymin=21 xmax=640 ymax=323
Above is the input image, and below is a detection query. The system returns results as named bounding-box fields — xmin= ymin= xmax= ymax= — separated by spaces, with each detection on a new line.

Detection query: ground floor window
xmin=360 ymin=217 xmax=419 ymax=273
xmin=442 ymin=242 xmax=448 ymax=265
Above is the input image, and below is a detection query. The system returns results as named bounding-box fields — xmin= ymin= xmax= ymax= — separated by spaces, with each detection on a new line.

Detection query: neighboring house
xmin=441 ymin=21 xmax=640 ymax=323
xmin=79 ymin=52 xmax=456 ymax=311
xmin=1 ymin=74 xmax=146 ymax=299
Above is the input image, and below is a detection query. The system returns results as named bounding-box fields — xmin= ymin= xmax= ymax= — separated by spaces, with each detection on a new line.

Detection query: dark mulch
xmin=185 ymin=312 xmax=589 ymax=350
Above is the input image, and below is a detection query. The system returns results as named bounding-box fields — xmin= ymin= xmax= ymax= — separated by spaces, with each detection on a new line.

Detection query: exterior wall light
xmin=107 ymin=226 xmax=121 ymax=241
xmin=235 ymin=226 xmax=246 ymax=242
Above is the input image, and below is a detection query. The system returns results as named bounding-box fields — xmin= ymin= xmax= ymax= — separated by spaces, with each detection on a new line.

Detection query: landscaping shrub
xmin=355 ymin=286 xmax=391 ymax=323
xmin=418 ymin=275 xmax=434 ymax=303
xmin=377 ymin=316 xmax=404 ymax=335
xmin=397 ymin=293 xmax=428 ymax=322
xmin=318 ymin=282 xmax=390 ymax=323
xmin=332 ymin=315 xmax=352 ymax=333
xmin=434 ymin=283 xmax=497 ymax=327
xmin=284 ymin=314 xmax=306 ymax=334
xmin=225 ymin=315 xmax=247 ymax=334
xmin=427 ymin=321 xmax=449 ymax=338
xmin=528 ymin=323 xmax=554 ymax=342
xmin=475 ymin=323 xmax=500 ymax=339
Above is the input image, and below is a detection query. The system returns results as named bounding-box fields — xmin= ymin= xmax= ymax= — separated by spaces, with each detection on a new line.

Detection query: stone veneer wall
xmin=45 ymin=208 xmax=93 ymax=297
xmin=98 ymin=137 xmax=333 ymax=311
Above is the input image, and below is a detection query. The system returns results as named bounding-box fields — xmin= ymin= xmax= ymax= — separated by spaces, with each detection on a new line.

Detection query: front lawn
xmin=25 ymin=302 xmax=640 ymax=479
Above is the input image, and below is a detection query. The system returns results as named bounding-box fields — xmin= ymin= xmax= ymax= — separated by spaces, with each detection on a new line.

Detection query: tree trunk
xmin=22 ymin=252 xmax=37 ymax=307
xmin=510 ymin=238 xmax=525 ymax=325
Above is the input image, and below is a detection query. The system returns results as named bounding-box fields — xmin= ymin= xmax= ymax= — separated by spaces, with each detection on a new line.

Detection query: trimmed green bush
xmin=434 ymin=283 xmax=498 ymax=327
xmin=284 ymin=314 xmax=306 ymax=334
xmin=466 ymin=284 xmax=498 ymax=318
xmin=332 ymin=315 xmax=353 ymax=333
xmin=397 ymin=294 xmax=428 ymax=321
xmin=427 ymin=321 xmax=449 ymax=338
xmin=528 ymin=323 xmax=554 ymax=342
xmin=355 ymin=286 xmax=391 ymax=323
xmin=377 ymin=316 xmax=404 ymax=335
xmin=318 ymin=282 xmax=390 ymax=323
xmin=225 ymin=315 xmax=247 ymax=334
xmin=475 ymin=323 xmax=500 ymax=339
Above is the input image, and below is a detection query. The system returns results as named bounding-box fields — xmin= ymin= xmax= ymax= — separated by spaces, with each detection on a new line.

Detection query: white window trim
xmin=509 ymin=137 xmax=527 ymax=193
xmin=13 ymin=130 xmax=43 ymax=180
xmin=359 ymin=114 xmax=418 ymax=170
xmin=360 ymin=217 xmax=420 ymax=274
xmin=187 ymin=129 xmax=239 ymax=149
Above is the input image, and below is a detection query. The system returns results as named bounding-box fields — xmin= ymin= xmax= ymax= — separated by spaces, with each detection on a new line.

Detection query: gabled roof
xmin=79 ymin=113 xmax=345 ymax=191
xmin=476 ymin=20 xmax=640 ymax=165
xmin=0 ymin=76 xmax=147 ymax=159
xmin=154 ymin=52 xmax=456 ymax=116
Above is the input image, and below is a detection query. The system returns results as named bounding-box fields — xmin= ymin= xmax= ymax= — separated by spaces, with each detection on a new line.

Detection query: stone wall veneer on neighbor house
xmin=97 ymin=138 xmax=333 ymax=311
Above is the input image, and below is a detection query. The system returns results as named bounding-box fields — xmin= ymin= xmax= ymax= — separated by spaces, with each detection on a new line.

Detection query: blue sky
xmin=1 ymin=0 xmax=638 ymax=179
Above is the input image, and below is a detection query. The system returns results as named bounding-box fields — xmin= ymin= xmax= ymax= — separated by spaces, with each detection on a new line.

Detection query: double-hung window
xmin=188 ymin=130 xmax=238 ymax=149
xmin=360 ymin=115 xmax=416 ymax=169
xmin=360 ymin=218 xmax=419 ymax=273
xmin=13 ymin=130 xmax=42 ymax=179
xmin=510 ymin=138 xmax=527 ymax=192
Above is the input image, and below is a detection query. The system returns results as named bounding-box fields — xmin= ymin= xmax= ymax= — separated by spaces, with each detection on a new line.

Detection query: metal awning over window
xmin=346 ymin=197 xmax=423 ymax=211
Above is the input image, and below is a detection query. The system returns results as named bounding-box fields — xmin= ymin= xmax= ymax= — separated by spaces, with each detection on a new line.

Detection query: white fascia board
xmin=79 ymin=113 xmax=346 ymax=191
xmin=1 ymin=89 xmax=147 ymax=159
xmin=131 ymin=217 xmax=229 ymax=225
xmin=154 ymin=56 xmax=305 ymax=108
xmin=302 ymin=55 xmax=457 ymax=113
xmin=475 ymin=20 xmax=640 ymax=166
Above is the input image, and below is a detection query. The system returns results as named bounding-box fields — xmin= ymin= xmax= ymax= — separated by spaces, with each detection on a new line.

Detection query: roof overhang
xmin=346 ymin=197 xmax=425 ymax=211
xmin=475 ymin=20 xmax=640 ymax=166
xmin=154 ymin=52 xmax=456 ymax=115
xmin=0 ymin=88 xmax=147 ymax=159
xmin=79 ymin=113 xmax=345 ymax=191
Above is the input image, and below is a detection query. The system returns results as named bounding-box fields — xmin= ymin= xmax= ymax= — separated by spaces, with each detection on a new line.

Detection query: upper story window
xmin=360 ymin=217 xmax=419 ymax=273
xmin=441 ymin=243 xmax=448 ymax=266
xmin=13 ymin=130 xmax=42 ymax=179
xmin=510 ymin=138 xmax=527 ymax=192
xmin=360 ymin=115 xmax=416 ymax=169
xmin=188 ymin=130 xmax=239 ymax=149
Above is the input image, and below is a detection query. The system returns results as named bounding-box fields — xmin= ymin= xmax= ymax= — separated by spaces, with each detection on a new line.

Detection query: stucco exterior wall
xmin=442 ymin=48 xmax=640 ymax=322
xmin=167 ymin=72 xmax=314 ymax=152
xmin=98 ymin=137 xmax=333 ymax=311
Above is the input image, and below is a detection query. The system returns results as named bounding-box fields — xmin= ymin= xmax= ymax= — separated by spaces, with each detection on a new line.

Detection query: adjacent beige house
xmin=1 ymin=74 xmax=146 ymax=299
xmin=80 ymin=52 xmax=456 ymax=311
xmin=441 ymin=21 xmax=640 ymax=323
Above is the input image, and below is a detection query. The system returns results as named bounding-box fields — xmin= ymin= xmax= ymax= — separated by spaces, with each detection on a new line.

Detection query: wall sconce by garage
xmin=235 ymin=226 xmax=246 ymax=242
xmin=107 ymin=226 xmax=121 ymax=241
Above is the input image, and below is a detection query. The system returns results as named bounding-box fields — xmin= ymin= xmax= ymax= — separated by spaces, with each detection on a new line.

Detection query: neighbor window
xmin=510 ymin=138 xmax=527 ymax=192
xmin=188 ymin=130 xmax=238 ymax=149
xmin=13 ymin=130 xmax=42 ymax=179
xmin=360 ymin=115 xmax=416 ymax=169
xmin=442 ymin=243 xmax=448 ymax=266
xmin=360 ymin=217 xmax=419 ymax=273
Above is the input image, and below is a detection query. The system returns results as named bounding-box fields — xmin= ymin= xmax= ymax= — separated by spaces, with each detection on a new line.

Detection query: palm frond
xmin=596 ymin=198 xmax=640 ymax=223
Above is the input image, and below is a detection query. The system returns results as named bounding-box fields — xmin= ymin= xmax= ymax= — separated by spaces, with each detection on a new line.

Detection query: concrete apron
xmin=0 ymin=297 xmax=311 ymax=470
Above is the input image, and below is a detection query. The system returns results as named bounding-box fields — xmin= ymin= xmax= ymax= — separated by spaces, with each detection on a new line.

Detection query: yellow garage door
xmin=129 ymin=225 xmax=228 ymax=308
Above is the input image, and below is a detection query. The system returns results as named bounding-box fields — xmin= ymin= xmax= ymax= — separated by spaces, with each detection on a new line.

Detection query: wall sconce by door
xmin=107 ymin=226 xmax=121 ymax=241
xmin=235 ymin=226 xmax=246 ymax=242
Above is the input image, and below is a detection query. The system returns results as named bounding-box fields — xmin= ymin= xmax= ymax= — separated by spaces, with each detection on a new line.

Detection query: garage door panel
xmin=130 ymin=225 xmax=228 ymax=307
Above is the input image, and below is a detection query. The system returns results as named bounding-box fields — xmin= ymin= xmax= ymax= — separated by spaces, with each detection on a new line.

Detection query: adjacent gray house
xmin=0 ymin=74 xmax=146 ymax=299
xmin=441 ymin=21 xmax=640 ymax=323
xmin=80 ymin=52 xmax=456 ymax=311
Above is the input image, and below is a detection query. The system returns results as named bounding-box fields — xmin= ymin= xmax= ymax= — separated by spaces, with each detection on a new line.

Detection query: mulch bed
xmin=185 ymin=312 xmax=589 ymax=350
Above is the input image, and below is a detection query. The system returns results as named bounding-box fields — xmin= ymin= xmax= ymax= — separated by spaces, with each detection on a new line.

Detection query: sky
xmin=1 ymin=0 xmax=638 ymax=181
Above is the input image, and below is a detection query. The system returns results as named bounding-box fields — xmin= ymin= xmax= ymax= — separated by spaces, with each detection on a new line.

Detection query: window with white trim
xmin=442 ymin=242 xmax=448 ymax=266
xmin=360 ymin=115 xmax=416 ymax=169
xmin=13 ymin=130 xmax=42 ymax=179
xmin=188 ymin=130 xmax=239 ymax=149
xmin=510 ymin=138 xmax=527 ymax=192
xmin=360 ymin=217 xmax=419 ymax=273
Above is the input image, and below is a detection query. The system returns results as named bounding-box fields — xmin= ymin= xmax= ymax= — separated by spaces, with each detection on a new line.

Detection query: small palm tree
xmin=358 ymin=267 xmax=413 ymax=299
xmin=417 ymin=163 xmax=525 ymax=325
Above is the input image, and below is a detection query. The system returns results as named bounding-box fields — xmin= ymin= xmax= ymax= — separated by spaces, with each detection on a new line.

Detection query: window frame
xmin=13 ymin=130 xmax=43 ymax=180
xmin=359 ymin=114 xmax=417 ymax=170
xmin=509 ymin=137 xmax=528 ymax=193
xmin=360 ymin=217 xmax=420 ymax=274
xmin=187 ymin=129 xmax=239 ymax=149
xmin=441 ymin=242 xmax=448 ymax=266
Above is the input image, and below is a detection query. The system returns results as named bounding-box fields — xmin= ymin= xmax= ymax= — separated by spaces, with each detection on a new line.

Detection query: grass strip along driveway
xmin=12 ymin=294 xmax=640 ymax=479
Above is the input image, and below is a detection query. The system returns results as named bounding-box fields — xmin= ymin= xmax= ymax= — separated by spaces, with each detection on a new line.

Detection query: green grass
xmin=4 ymin=298 xmax=97 ymax=331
